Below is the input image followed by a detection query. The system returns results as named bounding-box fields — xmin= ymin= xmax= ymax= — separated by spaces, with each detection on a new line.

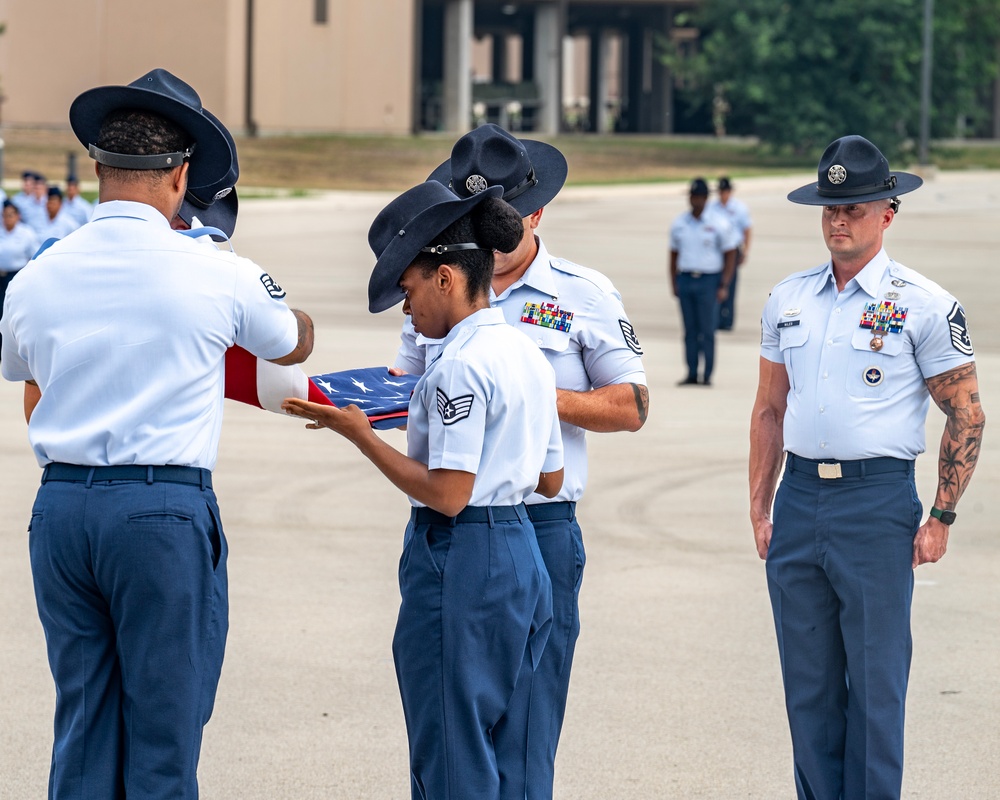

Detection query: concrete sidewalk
xmin=2 ymin=171 xmax=998 ymax=798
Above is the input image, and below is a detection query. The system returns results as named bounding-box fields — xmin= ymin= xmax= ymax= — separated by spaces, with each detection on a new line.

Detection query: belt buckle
xmin=817 ymin=462 xmax=843 ymax=479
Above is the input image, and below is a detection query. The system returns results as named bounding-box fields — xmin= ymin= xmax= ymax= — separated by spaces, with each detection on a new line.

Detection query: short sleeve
xmin=578 ymin=288 xmax=647 ymax=388
xmin=231 ymin=257 xmax=300 ymax=361
xmin=425 ymin=354 xmax=488 ymax=474
xmin=394 ymin=316 xmax=429 ymax=376
xmin=914 ymin=294 xmax=976 ymax=378
xmin=1 ymin=282 xmax=33 ymax=380
xmin=759 ymin=290 xmax=782 ymax=363
xmin=543 ymin=406 xmax=563 ymax=474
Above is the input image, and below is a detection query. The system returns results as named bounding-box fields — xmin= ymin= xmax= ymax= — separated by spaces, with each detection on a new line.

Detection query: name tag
xmin=777 ymin=320 xmax=800 ymax=329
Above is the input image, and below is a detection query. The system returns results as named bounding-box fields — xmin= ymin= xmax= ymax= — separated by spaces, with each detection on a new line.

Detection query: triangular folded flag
xmin=309 ymin=366 xmax=419 ymax=430
xmin=223 ymin=347 xmax=417 ymax=430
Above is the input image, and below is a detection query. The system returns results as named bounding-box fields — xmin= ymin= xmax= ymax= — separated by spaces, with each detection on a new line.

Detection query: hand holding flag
xmin=224 ymin=347 xmax=417 ymax=429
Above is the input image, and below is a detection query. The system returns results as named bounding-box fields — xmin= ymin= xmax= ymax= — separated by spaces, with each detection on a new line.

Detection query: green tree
xmin=663 ymin=0 xmax=1000 ymax=159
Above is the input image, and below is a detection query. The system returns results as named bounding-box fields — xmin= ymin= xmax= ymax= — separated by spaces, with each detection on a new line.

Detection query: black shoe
xmin=701 ymin=378 xmax=712 ymax=387
xmin=677 ymin=376 xmax=699 ymax=386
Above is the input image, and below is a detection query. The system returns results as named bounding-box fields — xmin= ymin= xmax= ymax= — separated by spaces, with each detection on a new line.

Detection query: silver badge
xmin=884 ymin=291 xmax=900 ymax=301
xmin=863 ymin=366 xmax=884 ymax=386
xmin=828 ymin=165 xmax=847 ymax=185
xmin=783 ymin=308 xmax=801 ymax=317
xmin=465 ymin=174 xmax=488 ymax=194
xmin=213 ymin=186 xmax=233 ymax=201
xmin=891 ymin=279 xmax=906 ymax=287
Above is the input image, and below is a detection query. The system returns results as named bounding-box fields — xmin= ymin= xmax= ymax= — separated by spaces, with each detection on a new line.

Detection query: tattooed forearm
xmin=926 ymin=362 xmax=986 ymax=507
xmin=631 ymin=383 xmax=649 ymax=426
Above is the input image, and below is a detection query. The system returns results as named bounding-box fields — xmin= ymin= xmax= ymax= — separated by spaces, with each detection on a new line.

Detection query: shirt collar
xmin=432 ymin=307 xmax=506 ymax=361
xmin=494 ymin=236 xmax=560 ymax=300
xmin=91 ymin=200 xmax=172 ymax=228
xmin=813 ymin=248 xmax=891 ymax=298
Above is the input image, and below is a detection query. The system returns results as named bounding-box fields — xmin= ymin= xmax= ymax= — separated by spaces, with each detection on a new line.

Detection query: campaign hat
xmin=689 ymin=177 xmax=709 ymax=196
xmin=788 ymin=135 xmax=922 ymax=206
xmin=367 ymin=180 xmax=502 ymax=313
xmin=177 ymin=109 xmax=240 ymax=238
xmin=69 ymin=68 xmax=233 ymax=188
xmin=427 ymin=123 xmax=567 ymax=217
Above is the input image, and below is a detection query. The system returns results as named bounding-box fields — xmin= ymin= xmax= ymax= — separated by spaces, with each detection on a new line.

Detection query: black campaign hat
xmin=427 ymin=123 xmax=567 ymax=217
xmin=367 ymin=180 xmax=503 ymax=313
xmin=69 ymin=68 xmax=233 ymax=188
xmin=788 ymin=135 xmax=922 ymax=206
xmin=689 ymin=177 xmax=709 ymax=196
xmin=177 ymin=109 xmax=240 ymax=238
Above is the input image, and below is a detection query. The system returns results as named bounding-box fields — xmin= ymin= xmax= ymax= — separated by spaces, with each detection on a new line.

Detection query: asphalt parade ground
xmin=2 ymin=171 xmax=998 ymax=798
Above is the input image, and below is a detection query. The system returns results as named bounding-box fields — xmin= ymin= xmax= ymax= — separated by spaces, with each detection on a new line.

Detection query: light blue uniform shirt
xmin=396 ymin=237 xmax=646 ymax=503
xmin=761 ymin=249 xmax=974 ymax=460
xmin=0 ymin=222 xmax=40 ymax=272
xmin=406 ymin=307 xmax=563 ymax=508
xmin=37 ymin=209 xmax=80 ymax=240
xmin=708 ymin=197 xmax=752 ymax=241
xmin=64 ymin=195 xmax=95 ymax=227
xmin=669 ymin=208 xmax=740 ymax=273
xmin=1 ymin=200 xmax=300 ymax=469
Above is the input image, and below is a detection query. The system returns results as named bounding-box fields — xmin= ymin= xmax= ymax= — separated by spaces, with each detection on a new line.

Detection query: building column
xmin=588 ymin=28 xmax=613 ymax=134
xmin=650 ymin=7 xmax=674 ymax=134
xmin=443 ymin=0 xmax=473 ymax=133
xmin=533 ymin=2 xmax=561 ymax=134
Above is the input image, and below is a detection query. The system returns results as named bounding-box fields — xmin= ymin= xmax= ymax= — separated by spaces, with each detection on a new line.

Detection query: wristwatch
xmin=929 ymin=506 xmax=957 ymax=525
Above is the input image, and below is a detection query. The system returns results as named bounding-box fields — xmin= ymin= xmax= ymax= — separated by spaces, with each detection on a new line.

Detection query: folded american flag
xmin=224 ymin=346 xmax=417 ymax=430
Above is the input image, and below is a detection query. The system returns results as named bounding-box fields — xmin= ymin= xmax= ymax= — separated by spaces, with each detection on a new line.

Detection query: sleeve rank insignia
xmin=521 ymin=302 xmax=573 ymax=332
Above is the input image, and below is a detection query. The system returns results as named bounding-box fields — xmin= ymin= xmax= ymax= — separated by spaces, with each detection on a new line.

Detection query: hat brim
xmin=787 ymin=172 xmax=923 ymax=205
xmin=368 ymin=185 xmax=503 ymax=313
xmin=179 ymin=188 xmax=238 ymax=239
xmin=69 ymin=85 xmax=234 ymax=188
xmin=427 ymin=138 xmax=568 ymax=217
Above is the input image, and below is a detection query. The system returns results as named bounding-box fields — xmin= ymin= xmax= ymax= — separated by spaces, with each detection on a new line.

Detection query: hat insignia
xmin=213 ymin=187 xmax=233 ymax=201
xmin=828 ymin=165 xmax=847 ymax=185
xmin=465 ymin=174 xmax=489 ymax=194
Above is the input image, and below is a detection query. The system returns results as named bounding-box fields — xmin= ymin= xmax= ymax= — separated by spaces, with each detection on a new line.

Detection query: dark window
xmin=314 ymin=0 xmax=327 ymax=24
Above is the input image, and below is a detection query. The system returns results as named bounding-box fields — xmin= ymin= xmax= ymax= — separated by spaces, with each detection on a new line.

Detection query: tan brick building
xmin=0 ymin=0 xmax=694 ymax=136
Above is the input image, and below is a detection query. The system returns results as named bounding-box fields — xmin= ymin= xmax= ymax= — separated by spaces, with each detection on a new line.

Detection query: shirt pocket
xmin=520 ymin=322 xmax=571 ymax=355
xmin=778 ymin=323 xmax=809 ymax=393
xmin=847 ymin=328 xmax=906 ymax=399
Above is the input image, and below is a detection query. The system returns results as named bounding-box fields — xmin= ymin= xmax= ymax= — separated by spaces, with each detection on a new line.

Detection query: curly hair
xmin=413 ymin=197 xmax=524 ymax=302
xmin=95 ymin=109 xmax=191 ymax=186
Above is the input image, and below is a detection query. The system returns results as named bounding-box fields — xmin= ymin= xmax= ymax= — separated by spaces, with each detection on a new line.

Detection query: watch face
xmin=939 ymin=510 xmax=957 ymax=525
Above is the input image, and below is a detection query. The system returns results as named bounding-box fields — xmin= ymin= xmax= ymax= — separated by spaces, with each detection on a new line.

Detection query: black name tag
xmin=777 ymin=320 xmax=801 ymax=329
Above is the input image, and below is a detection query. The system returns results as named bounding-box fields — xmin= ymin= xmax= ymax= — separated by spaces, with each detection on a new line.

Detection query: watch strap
xmin=929 ymin=506 xmax=957 ymax=525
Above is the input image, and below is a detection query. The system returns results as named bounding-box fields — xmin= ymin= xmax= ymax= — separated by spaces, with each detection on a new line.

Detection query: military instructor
xmin=0 ymin=69 xmax=314 ymax=799
xmin=749 ymin=135 xmax=985 ymax=800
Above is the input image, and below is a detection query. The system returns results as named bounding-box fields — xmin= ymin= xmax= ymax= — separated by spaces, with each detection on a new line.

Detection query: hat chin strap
xmin=420 ymin=242 xmax=488 ymax=255
xmin=89 ymin=143 xmax=194 ymax=170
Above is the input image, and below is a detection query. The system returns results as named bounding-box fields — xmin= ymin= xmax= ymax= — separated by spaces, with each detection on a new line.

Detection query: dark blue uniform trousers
xmin=677 ymin=271 xmax=721 ymax=381
xmin=717 ymin=248 xmax=743 ymax=330
xmin=497 ymin=503 xmax=584 ymax=800
xmin=766 ymin=458 xmax=920 ymax=800
xmin=29 ymin=474 xmax=228 ymax=800
xmin=393 ymin=507 xmax=552 ymax=800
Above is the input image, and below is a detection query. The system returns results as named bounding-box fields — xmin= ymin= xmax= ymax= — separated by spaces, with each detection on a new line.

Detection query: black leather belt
xmin=526 ymin=501 xmax=577 ymax=522
xmin=786 ymin=453 xmax=912 ymax=480
xmin=411 ymin=504 xmax=527 ymax=527
xmin=42 ymin=463 xmax=212 ymax=489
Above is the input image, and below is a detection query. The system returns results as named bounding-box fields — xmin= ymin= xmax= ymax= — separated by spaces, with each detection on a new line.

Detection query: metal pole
xmin=919 ymin=0 xmax=934 ymax=164
xmin=245 ymin=0 xmax=258 ymax=137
